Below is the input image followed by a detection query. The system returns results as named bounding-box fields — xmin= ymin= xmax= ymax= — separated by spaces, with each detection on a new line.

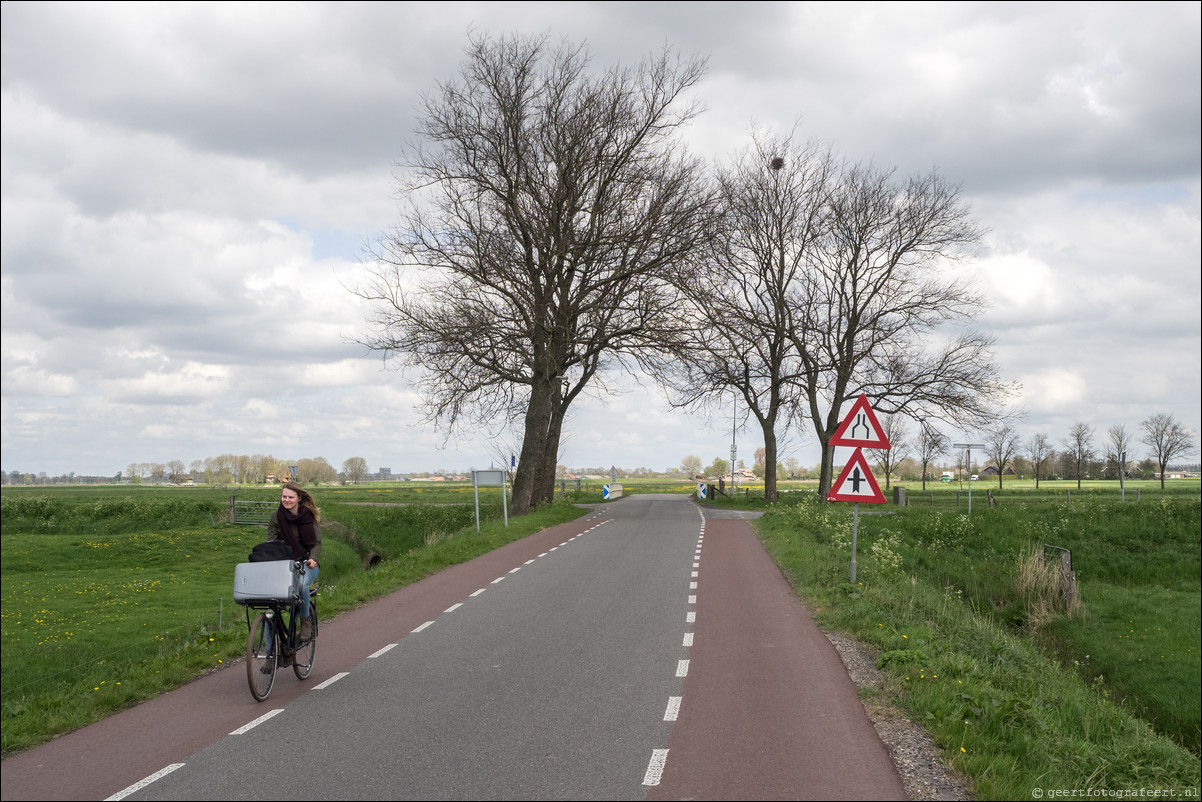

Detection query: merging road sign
xmin=826 ymin=448 xmax=886 ymax=504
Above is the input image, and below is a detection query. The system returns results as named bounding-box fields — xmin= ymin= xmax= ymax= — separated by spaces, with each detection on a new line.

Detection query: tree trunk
xmin=760 ymin=418 xmax=779 ymax=503
xmin=533 ymin=403 xmax=566 ymax=508
xmin=818 ymin=436 xmax=837 ymax=499
xmin=511 ymin=379 xmax=556 ymax=516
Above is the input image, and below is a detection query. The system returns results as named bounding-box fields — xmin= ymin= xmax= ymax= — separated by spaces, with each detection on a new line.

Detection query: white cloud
xmin=2 ymin=365 xmax=80 ymax=397
xmin=103 ymin=362 xmax=232 ymax=404
xmin=1 ymin=2 xmax=1198 ymax=476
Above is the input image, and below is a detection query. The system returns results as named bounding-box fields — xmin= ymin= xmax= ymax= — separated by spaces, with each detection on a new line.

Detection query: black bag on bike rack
xmin=248 ymin=540 xmax=294 ymax=562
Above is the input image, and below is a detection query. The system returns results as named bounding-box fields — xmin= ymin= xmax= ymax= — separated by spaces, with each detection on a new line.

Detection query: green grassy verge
xmin=1 ymin=488 xmax=586 ymax=756
xmin=750 ymin=493 xmax=1200 ymax=798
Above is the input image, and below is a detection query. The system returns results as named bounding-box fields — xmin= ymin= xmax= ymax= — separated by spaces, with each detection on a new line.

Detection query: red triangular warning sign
xmin=827 ymin=448 xmax=887 ymax=504
xmin=829 ymin=394 xmax=891 ymax=449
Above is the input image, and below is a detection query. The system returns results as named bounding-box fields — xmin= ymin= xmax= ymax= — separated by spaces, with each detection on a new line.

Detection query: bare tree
xmin=1140 ymin=413 xmax=1197 ymax=490
xmin=665 ymin=129 xmax=832 ymax=502
xmin=253 ymin=454 xmax=279 ymax=484
xmin=915 ymin=423 xmax=948 ymax=490
xmin=342 ymin=457 xmax=369 ymax=484
xmin=1026 ymin=432 xmax=1052 ymax=489
xmin=1104 ymin=424 xmax=1134 ymax=480
xmin=297 ymin=457 xmax=339 ymax=486
xmin=983 ymin=422 xmax=1021 ymax=490
xmin=234 ymin=454 xmax=252 ymax=485
xmin=166 ymin=460 xmax=186 ymax=483
xmin=795 ymin=162 xmax=1014 ymax=498
xmin=354 ymin=33 xmax=716 ymax=515
xmin=784 ymin=457 xmax=800 ymax=478
xmin=1061 ymin=422 xmax=1094 ymax=490
xmin=870 ymin=414 xmax=909 ymax=490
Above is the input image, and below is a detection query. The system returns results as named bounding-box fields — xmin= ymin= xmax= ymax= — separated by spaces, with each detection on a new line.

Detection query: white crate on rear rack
xmin=233 ymin=561 xmax=300 ymax=604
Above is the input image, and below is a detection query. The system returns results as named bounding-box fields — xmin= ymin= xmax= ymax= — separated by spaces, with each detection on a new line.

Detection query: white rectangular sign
xmin=473 ymin=470 xmax=505 ymax=486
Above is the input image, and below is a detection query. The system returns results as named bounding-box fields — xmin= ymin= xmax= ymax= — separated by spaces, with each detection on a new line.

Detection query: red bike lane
xmin=648 ymin=516 xmax=906 ymax=801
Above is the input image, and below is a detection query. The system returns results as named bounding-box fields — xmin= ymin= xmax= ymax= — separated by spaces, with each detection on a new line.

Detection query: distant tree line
xmin=838 ymin=411 xmax=1197 ymax=491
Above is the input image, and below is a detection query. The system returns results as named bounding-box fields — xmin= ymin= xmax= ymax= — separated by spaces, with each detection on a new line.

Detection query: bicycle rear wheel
xmin=246 ymin=612 xmax=277 ymax=701
xmin=293 ymin=608 xmax=317 ymax=680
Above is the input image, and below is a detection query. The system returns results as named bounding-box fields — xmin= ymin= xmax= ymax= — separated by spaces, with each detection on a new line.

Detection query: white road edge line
xmin=642 ymin=748 xmax=670 ymax=786
xmin=368 ymin=644 xmax=397 ymax=659
xmin=314 ymin=672 xmax=350 ymax=689
xmin=664 ymin=696 xmax=682 ymax=721
xmin=104 ymin=763 xmax=185 ymax=800
xmin=686 ymin=611 xmax=696 ymax=623
xmin=471 ymin=588 xmax=486 ymax=596
xmin=683 ymin=632 xmax=694 ymax=647
xmin=445 ymin=603 xmax=463 ymax=612
xmin=676 ymin=659 xmax=690 ymax=677
xmin=230 ymin=708 xmax=284 ymax=735
xmin=412 ymin=621 xmax=435 ymax=632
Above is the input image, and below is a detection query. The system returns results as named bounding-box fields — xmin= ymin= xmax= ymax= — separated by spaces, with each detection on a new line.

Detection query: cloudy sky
xmin=2 ymin=1 xmax=1199 ymax=479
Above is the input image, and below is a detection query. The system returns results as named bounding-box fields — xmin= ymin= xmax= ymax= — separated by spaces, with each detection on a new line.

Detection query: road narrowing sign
xmin=829 ymin=393 xmax=892 ymax=449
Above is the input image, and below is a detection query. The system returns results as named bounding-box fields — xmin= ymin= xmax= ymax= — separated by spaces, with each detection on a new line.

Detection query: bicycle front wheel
xmin=293 ymin=609 xmax=317 ymax=680
xmin=246 ymin=612 xmax=277 ymax=701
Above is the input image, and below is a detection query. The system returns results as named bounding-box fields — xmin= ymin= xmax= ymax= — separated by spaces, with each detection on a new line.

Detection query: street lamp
xmin=952 ymin=443 xmax=985 ymax=513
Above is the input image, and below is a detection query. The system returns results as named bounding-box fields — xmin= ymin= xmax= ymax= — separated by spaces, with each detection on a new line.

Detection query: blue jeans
xmin=300 ymin=564 xmax=318 ymax=619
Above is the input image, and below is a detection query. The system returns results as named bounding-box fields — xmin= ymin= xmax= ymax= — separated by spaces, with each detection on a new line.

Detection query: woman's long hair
xmin=282 ymin=481 xmax=321 ymax=521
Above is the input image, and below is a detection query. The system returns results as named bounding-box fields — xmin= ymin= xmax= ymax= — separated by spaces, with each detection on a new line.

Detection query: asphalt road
xmin=1 ymin=495 xmax=904 ymax=801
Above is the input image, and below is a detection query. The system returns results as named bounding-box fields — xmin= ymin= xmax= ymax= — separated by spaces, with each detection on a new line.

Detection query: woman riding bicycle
xmin=267 ymin=481 xmax=321 ymax=640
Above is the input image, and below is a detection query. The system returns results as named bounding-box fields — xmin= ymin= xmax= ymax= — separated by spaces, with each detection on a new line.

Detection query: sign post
xmin=472 ymin=470 xmax=508 ymax=532
xmin=951 ymin=443 xmax=985 ymax=513
xmin=827 ymin=394 xmax=891 ymax=584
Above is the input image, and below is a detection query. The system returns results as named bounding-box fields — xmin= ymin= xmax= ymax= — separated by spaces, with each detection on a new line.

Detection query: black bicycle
xmin=240 ymin=563 xmax=318 ymax=702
